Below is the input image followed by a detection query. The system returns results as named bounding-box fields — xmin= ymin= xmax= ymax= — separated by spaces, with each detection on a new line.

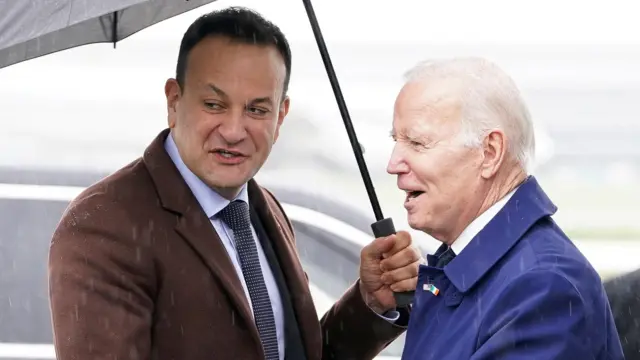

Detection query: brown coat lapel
xmin=143 ymin=129 xmax=263 ymax=353
xmin=248 ymin=184 xmax=323 ymax=359
xmin=142 ymin=129 xmax=323 ymax=358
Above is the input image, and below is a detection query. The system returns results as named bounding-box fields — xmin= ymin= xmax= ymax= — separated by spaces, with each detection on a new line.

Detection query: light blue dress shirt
xmin=164 ymin=134 xmax=285 ymax=359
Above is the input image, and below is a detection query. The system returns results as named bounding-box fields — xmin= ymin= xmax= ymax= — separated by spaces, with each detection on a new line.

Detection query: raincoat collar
xmin=444 ymin=176 xmax=557 ymax=293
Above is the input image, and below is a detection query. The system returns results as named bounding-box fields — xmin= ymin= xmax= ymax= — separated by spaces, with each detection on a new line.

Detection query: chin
xmin=204 ymin=166 xmax=250 ymax=184
xmin=200 ymin=174 xmax=246 ymax=192
xmin=407 ymin=215 xmax=425 ymax=231
xmin=214 ymin=178 xmax=250 ymax=190
xmin=407 ymin=213 xmax=436 ymax=235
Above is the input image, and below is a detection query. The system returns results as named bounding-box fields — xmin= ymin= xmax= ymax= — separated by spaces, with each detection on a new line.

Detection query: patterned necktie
xmin=218 ymin=200 xmax=279 ymax=360
xmin=435 ymin=247 xmax=456 ymax=268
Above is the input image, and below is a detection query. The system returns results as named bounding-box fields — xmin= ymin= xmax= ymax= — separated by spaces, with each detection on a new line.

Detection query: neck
xmin=212 ymin=185 xmax=243 ymax=201
xmin=477 ymin=168 xmax=527 ymax=217
xmin=442 ymin=166 xmax=527 ymax=245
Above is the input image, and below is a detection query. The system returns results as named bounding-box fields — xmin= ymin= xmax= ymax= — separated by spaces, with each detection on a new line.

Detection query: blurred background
xmin=1 ymin=0 xmax=639 ymax=359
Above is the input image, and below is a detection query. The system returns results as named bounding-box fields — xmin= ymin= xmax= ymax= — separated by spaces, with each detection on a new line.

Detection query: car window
xmin=306 ymin=282 xmax=335 ymax=319
xmin=0 ymin=195 xmax=58 ymax=345
xmin=292 ymin=220 xmax=405 ymax=358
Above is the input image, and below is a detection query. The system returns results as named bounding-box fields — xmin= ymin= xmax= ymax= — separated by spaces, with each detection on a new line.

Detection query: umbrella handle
xmin=371 ymin=218 xmax=416 ymax=307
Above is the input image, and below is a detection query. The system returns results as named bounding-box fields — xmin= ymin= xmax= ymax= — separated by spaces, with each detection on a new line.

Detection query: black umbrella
xmin=0 ymin=0 xmax=413 ymax=305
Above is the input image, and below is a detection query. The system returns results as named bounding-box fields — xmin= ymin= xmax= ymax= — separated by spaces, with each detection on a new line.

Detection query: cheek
xmin=184 ymin=111 xmax=222 ymax=141
xmin=250 ymin=121 xmax=278 ymax=146
xmin=409 ymin=154 xmax=470 ymax=197
xmin=452 ymin=151 xmax=483 ymax=179
xmin=406 ymin=153 xmax=443 ymax=182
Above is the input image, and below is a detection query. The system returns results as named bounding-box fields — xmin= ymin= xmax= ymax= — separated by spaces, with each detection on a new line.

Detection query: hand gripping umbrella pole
xmin=301 ymin=0 xmax=415 ymax=307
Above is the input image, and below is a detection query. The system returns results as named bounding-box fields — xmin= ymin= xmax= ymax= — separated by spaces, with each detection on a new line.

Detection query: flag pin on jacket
xmin=423 ymin=283 xmax=439 ymax=296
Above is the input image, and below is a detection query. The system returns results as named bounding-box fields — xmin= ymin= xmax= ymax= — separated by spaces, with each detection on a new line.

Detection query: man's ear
xmin=480 ymin=129 xmax=507 ymax=179
xmin=165 ymin=78 xmax=181 ymax=128
xmin=273 ymin=96 xmax=290 ymax=143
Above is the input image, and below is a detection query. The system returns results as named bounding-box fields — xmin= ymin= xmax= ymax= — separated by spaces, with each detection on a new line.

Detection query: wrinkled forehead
xmin=392 ymin=81 xmax=462 ymax=140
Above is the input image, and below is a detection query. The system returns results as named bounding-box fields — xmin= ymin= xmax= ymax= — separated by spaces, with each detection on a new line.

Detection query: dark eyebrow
xmin=250 ymin=97 xmax=273 ymax=106
xmin=207 ymin=83 xmax=273 ymax=106
xmin=208 ymin=84 xmax=228 ymax=99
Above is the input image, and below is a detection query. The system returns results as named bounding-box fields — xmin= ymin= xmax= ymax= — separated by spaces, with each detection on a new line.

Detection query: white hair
xmin=403 ymin=57 xmax=535 ymax=172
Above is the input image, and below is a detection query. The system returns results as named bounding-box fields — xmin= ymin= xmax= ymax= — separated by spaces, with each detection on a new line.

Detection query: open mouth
xmin=211 ymin=149 xmax=248 ymax=164
xmin=213 ymin=149 xmax=245 ymax=158
xmin=406 ymin=191 xmax=425 ymax=200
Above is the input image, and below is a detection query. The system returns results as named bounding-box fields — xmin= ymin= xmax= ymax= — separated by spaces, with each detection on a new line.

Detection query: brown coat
xmin=48 ymin=129 xmax=405 ymax=360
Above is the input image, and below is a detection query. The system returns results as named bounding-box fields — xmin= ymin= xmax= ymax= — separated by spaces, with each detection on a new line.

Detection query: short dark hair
xmin=175 ymin=6 xmax=292 ymax=97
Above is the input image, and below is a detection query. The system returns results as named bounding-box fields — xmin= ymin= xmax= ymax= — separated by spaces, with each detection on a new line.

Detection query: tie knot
xmin=435 ymin=247 xmax=456 ymax=268
xmin=218 ymin=200 xmax=251 ymax=230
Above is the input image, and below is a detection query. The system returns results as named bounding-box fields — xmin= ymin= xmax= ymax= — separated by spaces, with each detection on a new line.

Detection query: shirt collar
xmin=164 ymin=132 xmax=248 ymax=219
xmin=450 ymin=186 xmax=518 ymax=255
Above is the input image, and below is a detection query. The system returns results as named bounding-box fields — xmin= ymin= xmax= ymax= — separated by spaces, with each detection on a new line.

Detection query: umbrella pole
xmin=301 ymin=0 xmax=415 ymax=306
xmin=112 ymin=11 xmax=118 ymax=48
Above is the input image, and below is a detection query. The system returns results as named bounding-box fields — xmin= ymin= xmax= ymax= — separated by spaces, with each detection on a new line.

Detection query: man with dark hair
xmin=48 ymin=6 xmax=421 ymax=360
xmin=175 ymin=6 xmax=293 ymax=95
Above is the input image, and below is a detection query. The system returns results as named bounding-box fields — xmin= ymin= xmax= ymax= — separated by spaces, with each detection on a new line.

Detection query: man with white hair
xmin=386 ymin=57 xmax=624 ymax=359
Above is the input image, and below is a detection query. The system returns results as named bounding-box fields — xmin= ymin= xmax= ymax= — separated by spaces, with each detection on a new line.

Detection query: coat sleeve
xmin=261 ymin=187 xmax=408 ymax=360
xmin=319 ymin=281 xmax=409 ymax=360
xmin=471 ymin=269 xmax=606 ymax=360
xmin=48 ymin=194 xmax=156 ymax=360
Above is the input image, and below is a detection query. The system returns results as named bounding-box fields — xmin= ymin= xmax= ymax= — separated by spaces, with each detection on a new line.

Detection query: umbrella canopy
xmin=0 ymin=0 xmax=217 ymax=69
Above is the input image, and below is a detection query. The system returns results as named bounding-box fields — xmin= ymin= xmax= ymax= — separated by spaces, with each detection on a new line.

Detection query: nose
xmin=217 ymin=110 xmax=247 ymax=144
xmin=387 ymin=144 xmax=409 ymax=175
